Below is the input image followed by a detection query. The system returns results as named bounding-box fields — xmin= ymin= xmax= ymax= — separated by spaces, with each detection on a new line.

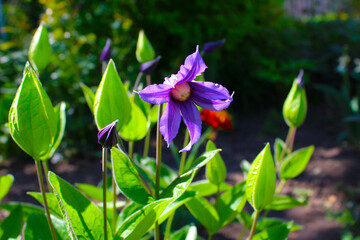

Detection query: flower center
xmin=170 ymin=82 xmax=191 ymax=101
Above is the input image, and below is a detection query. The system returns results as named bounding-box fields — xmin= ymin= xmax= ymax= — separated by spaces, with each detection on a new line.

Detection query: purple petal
xmin=203 ymin=39 xmax=226 ymax=55
xmin=138 ymin=84 xmax=172 ymax=104
xmin=190 ymin=81 xmax=231 ymax=100
xmin=191 ymin=94 xmax=232 ymax=111
xmin=175 ymin=46 xmax=207 ymax=85
xmin=160 ymin=100 xmax=181 ymax=145
xmin=139 ymin=56 xmax=161 ymax=75
xmin=98 ymin=120 xmax=118 ymax=148
xmin=100 ymin=39 xmax=111 ymax=62
xmin=179 ymin=100 xmax=202 ymax=152
xmin=296 ymin=69 xmax=304 ymax=89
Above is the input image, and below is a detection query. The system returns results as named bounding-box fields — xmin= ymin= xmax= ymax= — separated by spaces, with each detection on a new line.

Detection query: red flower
xmin=200 ymin=109 xmax=232 ymax=131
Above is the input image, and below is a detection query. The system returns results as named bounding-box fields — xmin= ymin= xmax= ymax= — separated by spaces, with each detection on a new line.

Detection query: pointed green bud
xmin=136 ymin=30 xmax=155 ymax=63
xmin=282 ymin=70 xmax=307 ymax=128
xmin=29 ymin=22 xmax=52 ymax=71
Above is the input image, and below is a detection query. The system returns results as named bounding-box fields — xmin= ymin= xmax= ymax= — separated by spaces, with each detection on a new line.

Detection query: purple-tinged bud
xmin=98 ymin=120 xmax=118 ymax=148
xmin=139 ymin=56 xmax=161 ymax=75
xmin=296 ymin=69 xmax=304 ymax=89
xmin=100 ymin=39 xmax=111 ymax=62
xmin=203 ymin=39 xmax=226 ymax=55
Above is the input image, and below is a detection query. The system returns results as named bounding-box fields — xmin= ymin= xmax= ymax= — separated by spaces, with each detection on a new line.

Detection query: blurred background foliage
xmin=1 ymin=0 xmax=360 ymax=160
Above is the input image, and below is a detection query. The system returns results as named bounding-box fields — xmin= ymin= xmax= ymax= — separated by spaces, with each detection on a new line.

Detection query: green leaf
xmin=48 ymin=172 xmax=112 ymax=240
xmin=205 ymin=141 xmax=226 ymax=185
xmin=240 ymin=160 xmax=251 ymax=179
xmin=47 ymin=101 xmax=66 ymax=159
xmin=0 ymin=205 xmax=23 ymax=240
xmin=265 ymin=195 xmax=308 ymax=211
xmin=0 ymin=202 xmax=44 ymax=221
xmin=189 ymin=180 xmax=232 ymax=197
xmin=257 ymin=218 xmax=302 ymax=233
xmin=111 ymin=147 xmax=154 ymax=205
xmin=246 ymin=143 xmax=276 ymax=211
xmin=187 ymin=149 xmax=222 ymax=172
xmin=80 ymin=82 xmax=95 ymax=113
xmin=185 ymin=197 xmax=219 ymax=234
xmin=8 ymin=63 xmax=57 ymax=160
xmin=218 ymin=181 xmax=247 ymax=229
xmin=94 ymin=59 xmax=131 ymax=130
xmin=114 ymin=199 xmax=171 ymax=240
xmin=0 ymin=174 xmax=14 ymax=201
xmin=136 ymin=30 xmax=155 ymax=63
xmin=76 ymin=183 xmax=113 ymax=202
xmin=149 ymin=105 xmax=159 ymax=124
xmin=117 ymin=202 xmax=143 ymax=227
xmin=120 ymin=102 xmax=148 ymax=141
xmin=253 ymin=222 xmax=292 ymax=240
xmin=29 ymin=22 xmax=52 ymax=71
xmin=27 ymin=192 xmax=62 ymax=218
xmin=274 ymin=138 xmax=287 ymax=163
xmin=168 ymin=224 xmax=197 ymax=240
xmin=279 ymin=145 xmax=314 ymax=180
xmin=160 ymin=170 xmax=196 ymax=199
xmin=24 ymin=213 xmax=70 ymax=240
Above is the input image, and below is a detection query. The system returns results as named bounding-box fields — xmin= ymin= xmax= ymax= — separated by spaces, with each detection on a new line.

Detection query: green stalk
xmin=111 ymin=150 xmax=117 ymax=233
xmin=178 ymin=130 xmax=190 ymax=174
xmin=208 ymin=233 xmax=213 ymax=240
xmin=42 ymin=161 xmax=51 ymax=192
xmin=128 ymin=141 xmax=134 ymax=159
xmin=248 ymin=210 xmax=260 ymax=240
xmin=35 ymin=159 xmax=57 ymax=240
xmin=102 ymin=148 xmax=108 ymax=240
xmin=132 ymin=72 xmax=143 ymax=94
xmin=276 ymin=179 xmax=287 ymax=195
xmin=143 ymin=131 xmax=151 ymax=157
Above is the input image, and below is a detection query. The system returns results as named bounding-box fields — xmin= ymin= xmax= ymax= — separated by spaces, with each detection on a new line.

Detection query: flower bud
xmin=100 ymin=39 xmax=111 ymax=62
xmin=136 ymin=30 xmax=155 ymax=63
xmin=283 ymin=70 xmax=307 ymax=127
xmin=29 ymin=22 xmax=52 ymax=71
xmin=203 ymin=39 xmax=226 ymax=55
xmin=98 ymin=120 xmax=118 ymax=148
xmin=139 ymin=56 xmax=161 ymax=75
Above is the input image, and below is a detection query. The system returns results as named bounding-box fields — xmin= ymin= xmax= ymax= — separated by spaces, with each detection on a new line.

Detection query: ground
xmin=1 ymin=102 xmax=359 ymax=239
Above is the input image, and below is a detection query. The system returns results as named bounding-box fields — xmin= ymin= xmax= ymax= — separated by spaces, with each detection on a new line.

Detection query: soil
xmin=1 ymin=102 xmax=359 ymax=240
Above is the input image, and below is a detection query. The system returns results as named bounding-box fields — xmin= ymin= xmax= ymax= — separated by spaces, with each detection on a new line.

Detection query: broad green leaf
xmin=253 ymin=222 xmax=292 ymax=240
xmin=279 ymin=145 xmax=314 ymax=180
xmin=149 ymin=105 xmax=159 ymax=124
xmin=47 ymin=101 xmax=66 ymax=159
xmin=189 ymin=180 xmax=232 ymax=197
xmin=117 ymin=202 xmax=143 ymax=227
xmin=0 ymin=205 xmax=23 ymax=240
xmin=24 ymin=213 xmax=70 ymax=240
xmin=49 ymin=172 xmax=112 ymax=240
xmin=274 ymin=138 xmax=287 ymax=163
xmin=264 ymin=195 xmax=308 ymax=211
xmin=114 ymin=199 xmax=171 ymax=240
xmin=120 ymin=102 xmax=148 ymax=141
xmin=0 ymin=202 xmax=43 ymax=221
xmin=257 ymin=217 xmax=302 ymax=233
xmin=0 ymin=174 xmax=14 ymax=201
xmin=134 ymin=94 xmax=150 ymax=117
xmin=27 ymin=192 xmax=62 ymax=218
xmin=136 ymin=30 xmax=155 ymax=63
xmin=94 ymin=59 xmax=131 ymax=130
xmin=240 ymin=160 xmax=251 ymax=179
xmin=111 ymin=147 xmax=154 ymax=205
xmin=188 ymin=149 xmax=222 ymax=172
xmin=160 ymin=170 xmax=196 ymax=199
xmin=185 ymin=197 xmax=219 ymax=234
xmin=218 ymin=181 xmax=247 ymax=229
xmin=206 ymin=141 xmax=226 ymax=185
xmin=238 ymin=211 xmax=252 ymax=230
xmin=168 ymin=224 xmax=197 ymax=240
xmin=29 ymin=22 xmax=52 ymax=71
xmin=76 ymin=183 xmax=113 ymax=202
xmin=246 ymin=143 xmax=276 ymax=211
xmin=8 ymin=63 xmax=56 ymax=160
xmin=80 ymin=83 xmax=95 ymax=113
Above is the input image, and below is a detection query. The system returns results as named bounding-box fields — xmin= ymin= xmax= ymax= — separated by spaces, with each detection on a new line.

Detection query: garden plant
xmin=0 ymin=21 xmax=315 ymax=240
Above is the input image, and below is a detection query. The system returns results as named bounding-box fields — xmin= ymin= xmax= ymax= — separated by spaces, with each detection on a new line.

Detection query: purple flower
xmin=296 ymin=69 xmax=304 ymax=89
xmin=140 ymin=56 xmax=161 ymax=75
xmin=100 ymin=39 xmax=111 ymax=62
xmin=98 ymin=120 xmax=118 ymax=148
xmin=138 ymin=46 xmax=233 ymax=152
xmin=203 ymin=39 xmax=226 ymax=55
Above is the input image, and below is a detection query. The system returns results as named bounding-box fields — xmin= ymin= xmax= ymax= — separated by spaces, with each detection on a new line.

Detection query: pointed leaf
xmin=253 ymin=222 xmax=292 ymax=240
xmin=0 ymin=174 xmax=14 ymax=201
xmin=0 ymin=205 xmax=23 ymax=240
xmin=257 ymin=217 xmax=302 ymax=233
xmin=136 ymin=30 xmax=155 ymax=63
xmin=120 ymin=102 xmax=148 ymax=141
xmin=48 ymin=172 xmax=112 ymax=240
xmin=8 ymin=63 xmax=56 ymax=160
xmin=265 ymin=195 xmax=308 ymax=211
xmin=274 ymin=138 xmax=287 ymax=163
xmin=206 ymin=141 xmax=226 ymax=185
xmin=160 ymin=170 xmax=196 ymax=199
xmin=168 ymin=224 xmax=197 ymax=240
xmin=80 ymin=83 xmax=95 ymax=113
xmin=94 ymin=59 xmax=131 ymax=130
xmin=47 ymin=101 xmax=66 ymax=159
xmin=189 ymin=180 xmax=232 ymax=197
xmin=76 ymin=183 xmax=113 ymax=202
xmin=27 ymin=192 xmax=62 ymax=218
xmin=29 ymin=22 xmax=52 ymax=71
xmin=246 ymin=143 xmax=276 ymax=211
xmin=0 ymin=202 xmax=43 ymax=221
xmin=188 ymin=149 xmax=222 ymax=172
xmin=112 ymin=147 xmax=154 ymax=205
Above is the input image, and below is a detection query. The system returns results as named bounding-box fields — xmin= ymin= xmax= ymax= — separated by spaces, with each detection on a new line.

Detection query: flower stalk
xmin=102 ymin=147 xmax=108 ymax=240
xmin=248 ymin=210 xmax=260 ymax=240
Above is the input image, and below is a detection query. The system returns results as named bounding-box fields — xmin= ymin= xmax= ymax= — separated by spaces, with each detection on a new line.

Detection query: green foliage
xmin=27 ymin=192 xmax=62 ymax=218
xmin=168 ymin=224 xmax=197 ymax=240
xmin=120 ymin=102 xmax=148 ymax=141
xmin=0 ymin=205 xmax=23 ymax=239
xmin=205 ymin=140 xmax=226 ymax=185
xmin=283 ymin=80 xmax=308 ymax=127
xmin=28 ymin=22 xmax=52 ymax=71
xmin=0 ymin=174 xmax=14 ymax=201
xmin=279 ymin=146 xmax=314 ymax=180
xmin=136 ymin=30 xmax=155 ymax=63
xmin=76 ymin=183 xmax=113 ymax=202
xmin=252 ymin=221 xmax=293 ymax=240
xmin=265 ymin=195 xmax=308 ymax=211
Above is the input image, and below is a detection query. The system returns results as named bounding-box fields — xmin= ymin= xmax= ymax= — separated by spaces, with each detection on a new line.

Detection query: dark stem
xmin=132 ymin=72 xmax=143 ymax=94
xmin=146 ymin=75 xmax=151 ymax=86
xmin=102 ymin=148 xmax=108 ymax=240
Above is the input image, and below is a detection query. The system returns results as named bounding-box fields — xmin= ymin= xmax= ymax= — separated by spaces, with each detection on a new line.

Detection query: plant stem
xmin=128 ymin=141 xmax=134 ymax=159
xmin=155 ymin=104 xmax=163 ymax=240
xmin=178 ymin=130 xmax=190 ymax=175
xmin=112 ymin=176 xmax=117 ymax=232
xmin=42 ymin=161 xmax=51 ymax=192
xmin=102 ymin=148 xmax=108 ymax=240
xmin=35 ymin=159 xmax=57 ymax=240
xmin=143 ymin=131 xmax=151 ymax=157
xmin=276 ymin=179 xmax=287 ymax=195
xmin=208 ymin=233 xmax=213 ymax=240
xmin=248 ymin=211 xmax=260 ymax=240
xmin=146 ymin=75 xmax=151 ymax=86
xmin=288 ymin=128 xmax=297 ymax=153
xmin=164 ymin=212 xmax=175 ymax=240
xmin=132 ymin=72 xmax=143 ymax=93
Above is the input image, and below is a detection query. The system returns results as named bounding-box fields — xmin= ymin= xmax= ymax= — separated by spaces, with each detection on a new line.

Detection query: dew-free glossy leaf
xmin=0 ymin=174 xmax=14 ymax=201
xmin=47 ymin=101 xmax=66 ymax=159
xmin=257 ymin=217 xmax=302 ymax=233
xmin=160 ymin=170 xmax=196 ymax=199
xmin=279 ymin=145 xmax=314 ymax=180
xmin=94 ymin=59 xmax=131 ymax=130
xmin=246 ymin=143 xmax=276 ymax=211
xmin=0 ymin=202 xmax=43 ymax=221
xmin=206 ymin=141 xmax=226 ymax=185
xmin=0 ymin=205 xmax=23 ymax=240
xmin=274 ymin=138 xmax=287 ymax=163
xmin=149 ymin=105 xmax=159 ymax=124
xmin=168 ymin=224 xmax=197 ymax=240
xmin=49 ymin=172 xmax=112 ymax=240
xmin=264 ymin=195 xmax=308 ymax=211
xmin=76 ymin=183 xmax=113 ymax=202
xmin=80 ymin=83 xmax=95 ymax=113
xmin=120 ymin=102 xmax=148 ymax=141
xmin=189 ymin=180 xmax=232 ymax=197
xmin=111 ymin=148 xmax=153 ymax=205
xmin=29 ymin=22 xmax=52 ymax=71
xmin=8 ymin=63 xmax=56 ymax=160
xmin=188 ymin=149 xmax=221 ymax=172
xmin=136 ymin=30 xmax=155 ymax=63
xmin=253 ymin=222 xmax=292 ymax=240
xmin=27 ymin=192 xmax=62 ymax=218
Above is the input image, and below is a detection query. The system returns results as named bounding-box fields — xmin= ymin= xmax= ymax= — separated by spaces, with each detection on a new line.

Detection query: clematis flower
xmin=138 ymin=46 xmax=233 ymax=152
xmin=100 ymin=39 xmax=111 ymax=62
xmin=98 ymin=120 xmax=118 ymax=148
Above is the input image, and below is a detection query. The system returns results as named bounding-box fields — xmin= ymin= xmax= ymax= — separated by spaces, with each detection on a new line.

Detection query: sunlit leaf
xmin=206 ymin=141 xmax=226 ymax=185
xmin=120 ymin=102 xmax=148 ymax=141
xmin=76 ymin=183 xmax=113 ymax=202
xmin=264 ymin=195 xmax=308 ymax=211
xmin=0 ymin=205 xmax=23 ymax=239
xmin=0 ymin=174 xmax=14 ymax=201
xmin=189 ymin=180 xmax=232 ymax=197
xmin=29 ymin=22 xmax=52 ymax=71
xmin=279 ymin=146 xmax=314 ymax=180
xmin=168 ymin=224 xmax=197 ymax=240
xmin=27 ymin=192 xmax=62 ymax=218
xmin=136 ymin=30 xmax=155 ymax=63
xmin=80 ymin=82 xmax=95 ymax=113
xmin=253 ymin=221 xmax=292 ymax=240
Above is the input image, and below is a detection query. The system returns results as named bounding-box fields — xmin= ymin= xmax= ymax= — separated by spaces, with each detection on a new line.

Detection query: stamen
xmin=170 ymin=82 xmax=191 ymax=101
